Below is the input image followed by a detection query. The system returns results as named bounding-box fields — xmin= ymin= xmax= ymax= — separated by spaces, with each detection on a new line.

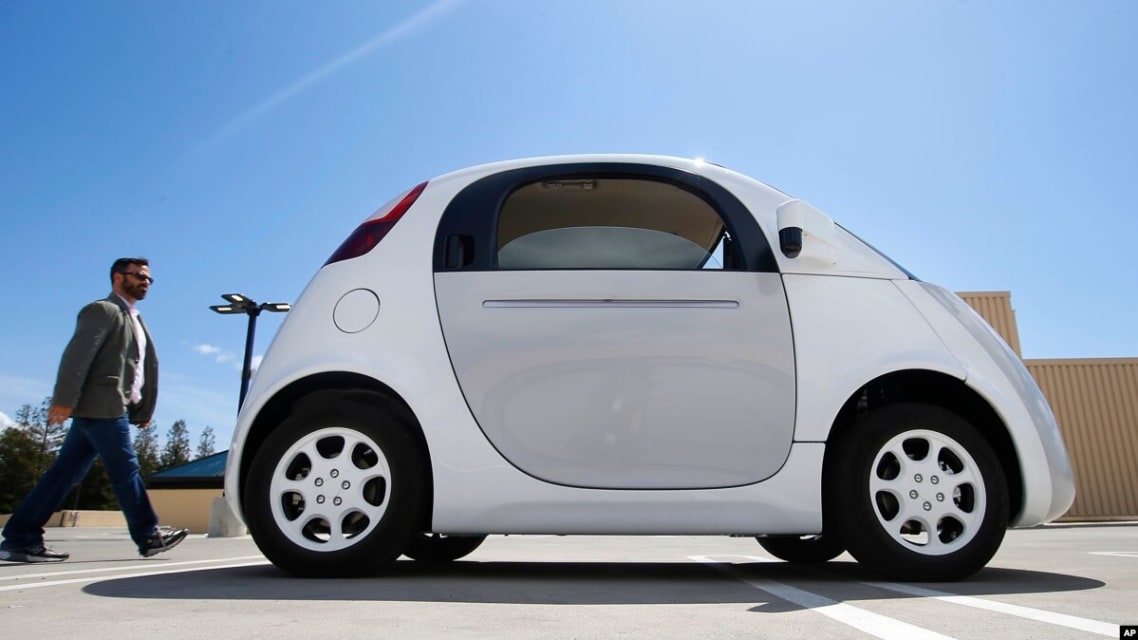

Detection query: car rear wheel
xmin=244 ymin=397 xmax=427 ymax=577
xmin=404 ymin=533 xmax=487 ymax=562
xmin=828 ymin=403 xmax=1009 ymax=581
xmin=757 ymin=533 xmax=845 ymax=563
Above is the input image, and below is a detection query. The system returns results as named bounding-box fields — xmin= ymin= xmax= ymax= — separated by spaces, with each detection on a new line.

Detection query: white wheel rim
xmin=269 ymin=426 xmax=393 ymax=552
xmin=868 ymin=429 xmax=987 ymax=556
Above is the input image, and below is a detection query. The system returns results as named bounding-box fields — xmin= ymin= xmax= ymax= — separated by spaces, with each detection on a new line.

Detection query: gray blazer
xmin=52 ymin=294 xmax=159 ymax=425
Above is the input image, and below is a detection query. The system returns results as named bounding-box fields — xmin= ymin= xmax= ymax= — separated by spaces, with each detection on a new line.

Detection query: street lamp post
xmin=210 ymin=293 xmax=291 ymax=410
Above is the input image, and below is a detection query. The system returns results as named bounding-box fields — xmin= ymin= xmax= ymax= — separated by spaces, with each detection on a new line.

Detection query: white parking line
xmin=1090 ymin=551 xmax=1138 ymax=559
xmin=0 ymin=556 xmax=266 ymax=582
xmin=0 ymin=559 xmax=270 ymax=593
xmin=691 ymin=555 xmax=958 ymax=640
xmin=862 ymin=580 xmax=1119 ymax=637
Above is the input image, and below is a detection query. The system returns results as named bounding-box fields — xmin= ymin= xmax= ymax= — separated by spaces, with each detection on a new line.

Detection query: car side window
xmin=496 ymin=178 xmax=731 ymax=270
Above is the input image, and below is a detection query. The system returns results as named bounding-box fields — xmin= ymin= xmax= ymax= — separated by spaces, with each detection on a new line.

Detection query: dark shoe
xmin=0 ymin=544 xmax=69 ymax=563
xmin=140 ymin=526 xmax=189 ymax=557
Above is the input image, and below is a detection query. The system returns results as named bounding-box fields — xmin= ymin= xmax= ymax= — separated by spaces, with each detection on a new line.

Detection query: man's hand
xmin=48 ymin=405 xmax=73 ymax=425
xmin=137 ymin=420 xmax=152 ymax=429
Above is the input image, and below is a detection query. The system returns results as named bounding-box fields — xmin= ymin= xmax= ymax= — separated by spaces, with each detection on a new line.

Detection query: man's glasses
xmin=120 ymin=271 xmax=154 ymax=284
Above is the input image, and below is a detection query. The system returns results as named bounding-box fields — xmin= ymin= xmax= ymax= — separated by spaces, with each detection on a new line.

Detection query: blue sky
xmin=1 ymin=1 xmax=1135 ymax=449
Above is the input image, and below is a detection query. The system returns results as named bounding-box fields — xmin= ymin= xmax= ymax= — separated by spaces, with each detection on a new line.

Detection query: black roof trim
xmin=433 ymin=162 xmax=779 ymax=273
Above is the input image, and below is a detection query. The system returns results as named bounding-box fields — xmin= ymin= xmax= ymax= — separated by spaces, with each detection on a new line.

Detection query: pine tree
xmin=134 ymin=424 xmax=161 ymax=477
xmin=160 ymin=419 xmax=192 ymax=469
xmin=14 ymin=398 xmax=64 ymax=477
xmin=196 ymin=425 xmax=216 ymax=459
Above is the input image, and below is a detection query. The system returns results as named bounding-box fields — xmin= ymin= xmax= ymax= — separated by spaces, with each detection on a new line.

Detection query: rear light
xmin=324 ymin=181 xmax=429 ymax=266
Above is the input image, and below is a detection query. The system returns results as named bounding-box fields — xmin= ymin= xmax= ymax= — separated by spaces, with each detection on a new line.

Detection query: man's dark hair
xmin=110 ymin=257 xmax=149 ymax=282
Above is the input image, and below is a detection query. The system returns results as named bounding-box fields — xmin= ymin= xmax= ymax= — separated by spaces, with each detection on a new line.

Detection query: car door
xmin=433 ymin=163 xmax=795 ymax=489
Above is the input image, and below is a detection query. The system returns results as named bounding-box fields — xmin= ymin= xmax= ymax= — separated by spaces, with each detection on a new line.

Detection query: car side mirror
xmin=776 ymin=199 xmax=836 ymax=265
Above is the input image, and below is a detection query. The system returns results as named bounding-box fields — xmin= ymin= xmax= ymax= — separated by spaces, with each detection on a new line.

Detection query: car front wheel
xmin=243 ymin=397 xmax=427 ymax=577
xmin=829 ymin=403 xmax=1009 ymax=581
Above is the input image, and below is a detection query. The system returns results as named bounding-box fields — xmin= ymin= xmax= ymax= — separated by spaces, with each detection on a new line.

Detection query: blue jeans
xmin=1 ymin=414 xmax=158 ymax=551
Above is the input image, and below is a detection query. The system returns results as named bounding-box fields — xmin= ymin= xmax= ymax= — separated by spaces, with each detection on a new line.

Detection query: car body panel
xmin=223 ymin=153 xmax=1073 ymax=544
xmin=435 ymin=270 xmax=795 ymax=489
xmin=427 ymin=443 xmax=824 ymax=535
xmin=781 ymin=273 xmax=967 ymax=443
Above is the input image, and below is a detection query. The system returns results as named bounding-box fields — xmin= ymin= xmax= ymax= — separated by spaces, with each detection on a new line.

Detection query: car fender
xmin=895 ymin=280 xmax=1076 ymax=525
xmin=783 ymin=274 xmax=966 ymax=443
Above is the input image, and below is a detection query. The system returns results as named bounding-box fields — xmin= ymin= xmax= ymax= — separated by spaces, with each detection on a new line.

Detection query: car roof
xmin=425 ymin=153 xmax=791 ymax=204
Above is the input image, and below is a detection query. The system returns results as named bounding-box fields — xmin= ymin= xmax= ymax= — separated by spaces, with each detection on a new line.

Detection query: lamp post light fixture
xmin=210 ymin=293 xmax=291 ymax=410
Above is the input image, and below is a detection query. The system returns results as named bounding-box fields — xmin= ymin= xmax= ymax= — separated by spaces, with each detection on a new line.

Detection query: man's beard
xmin=125 ymin=282 xmax=148 ymax=300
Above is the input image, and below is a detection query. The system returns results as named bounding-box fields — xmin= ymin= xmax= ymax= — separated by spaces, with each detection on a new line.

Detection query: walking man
xmin=0 ymin=258 xmax=188 ymax=562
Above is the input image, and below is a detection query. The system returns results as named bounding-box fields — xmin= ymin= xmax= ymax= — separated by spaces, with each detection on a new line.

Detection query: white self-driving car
xmin=224 ymin=154 xmax=1075 ymax=581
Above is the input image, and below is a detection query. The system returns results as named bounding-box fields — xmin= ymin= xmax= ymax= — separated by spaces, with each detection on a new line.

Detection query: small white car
xmin=224 ymin=154 xmax=1075 ymax=580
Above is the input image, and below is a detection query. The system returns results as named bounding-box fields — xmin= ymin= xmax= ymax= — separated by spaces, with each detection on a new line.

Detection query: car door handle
xmin=445 ymin=235 xmax=473 ymax=269
xmin=482 ymin=299 xmax=740 ymax=309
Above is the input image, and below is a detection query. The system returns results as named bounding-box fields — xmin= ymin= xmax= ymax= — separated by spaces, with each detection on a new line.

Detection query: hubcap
xmin=868 ymin=429 xmax=986 ymax=556
xmin=269 ymin=427 xmax=392 ymax=552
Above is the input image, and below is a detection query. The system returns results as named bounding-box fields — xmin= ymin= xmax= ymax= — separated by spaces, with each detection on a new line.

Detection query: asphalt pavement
xmin=1 ymin=523 xmax=1135 ymax=639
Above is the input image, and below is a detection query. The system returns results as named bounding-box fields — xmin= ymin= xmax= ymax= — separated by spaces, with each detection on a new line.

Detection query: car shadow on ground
xmin=82 ymin=559 xmax=1105 ymax=607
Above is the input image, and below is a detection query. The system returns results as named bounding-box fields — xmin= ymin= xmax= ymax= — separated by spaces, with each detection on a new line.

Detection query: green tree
xmin=15 ymin=398 xmax=65 ymax=477
xmin=63 ymin=459 xmax=116 ymax=511
xmin=160 ymin=419 xmax=192 ymax=469
xmin=196 ymin=425 xmax=216 ymax=459
xmin=2 ymin=398 xmax=158 ymax=514
xmin=13 ymin=404 xmax=50 ymax=479
xmin=0 ymin=426 xmax=41 ymax=513
xmin=134 ymin=424 xmax=161 ymax=478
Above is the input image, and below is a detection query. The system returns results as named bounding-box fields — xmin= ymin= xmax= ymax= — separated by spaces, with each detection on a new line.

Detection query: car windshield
xmin=837 ymin=224 xmax=920 ymax=280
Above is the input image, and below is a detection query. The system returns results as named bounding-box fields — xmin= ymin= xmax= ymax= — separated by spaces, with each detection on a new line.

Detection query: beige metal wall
xmin=1025 ymin=359 xmax=1138 ymax=520
xmin=958 ymin=291 xmax=1022 ymax=356
xmin=0 ymin=510 xmax=127 ymax=529
xmin=1 ymin=493 xmax=221 ymax=533
xmin=150 ymin=488 xmax=223 ymax=533
xmin=961 ymin=290 xmax=1137 ymax=520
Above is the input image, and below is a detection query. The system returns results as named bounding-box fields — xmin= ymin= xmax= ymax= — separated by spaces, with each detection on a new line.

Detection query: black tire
xmin=757 ymin=533 xmax=845 ymax=564
xmin=828 ymin=403 xmax=1009 ymax=581
xmin=404 ymin=533 xmax=487 ymax=562
xmin=243 ymin=397 xmax=427 ymax=577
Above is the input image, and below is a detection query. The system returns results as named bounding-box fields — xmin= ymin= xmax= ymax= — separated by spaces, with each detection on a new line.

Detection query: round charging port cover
xmin=333 ymin=288 xmax=380 ymax=333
